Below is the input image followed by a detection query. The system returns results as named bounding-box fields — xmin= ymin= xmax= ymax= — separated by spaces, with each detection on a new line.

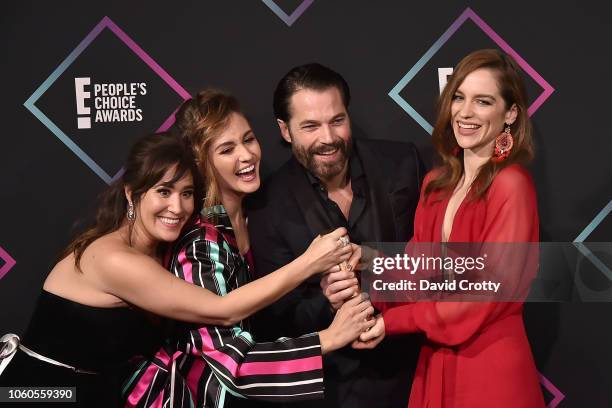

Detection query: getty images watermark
xmin=360 ymin=242 xmax=612 ymax=303
xmin=371 ymin=252 xmax=500 ymax=293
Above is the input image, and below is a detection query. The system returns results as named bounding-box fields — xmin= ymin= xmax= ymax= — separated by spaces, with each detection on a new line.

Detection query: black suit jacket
xmin=247 ymin=138 xmax=424 ymax=408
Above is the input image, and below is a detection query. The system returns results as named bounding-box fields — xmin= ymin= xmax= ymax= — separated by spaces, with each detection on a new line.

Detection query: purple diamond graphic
xmin=262 ymin=0 xmax=315 ymax=26
xmin=0 ymin=246 xmax=16 ymax=280
xmin=389 ymin=7 xmax=555 ymax=134
xmin=540 ymin=372 xmax=565 ymax=408
xmin=24 ymin=16 xmax=191 ymax=184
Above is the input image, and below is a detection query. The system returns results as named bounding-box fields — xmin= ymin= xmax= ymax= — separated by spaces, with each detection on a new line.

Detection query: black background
xmin=1 ymin=1 xmax=611 ymax=406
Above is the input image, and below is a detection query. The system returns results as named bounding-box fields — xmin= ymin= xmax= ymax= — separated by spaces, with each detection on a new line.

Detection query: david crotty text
xmin=372 ymin=279 xmax=502 ymax=293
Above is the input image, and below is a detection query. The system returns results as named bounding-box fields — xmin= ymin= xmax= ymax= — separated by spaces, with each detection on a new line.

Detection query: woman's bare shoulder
xmin=81 ymin=232 xmax=150 ymax=274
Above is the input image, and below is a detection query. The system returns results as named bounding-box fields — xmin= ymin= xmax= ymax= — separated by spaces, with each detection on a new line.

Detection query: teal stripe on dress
xmin=239 ymin=331 xmax=254 ymax=343
xmin=220 ymin=379 xmax=245 ymax=400
xmin=229 ymin=323 xmax=253 ymax=343
xmin=121 ymin=359 xmax=147 ymax=396
xmin=218 ymin=385 xmax=226 ymax=407
xmin=209 ymin=241 xmax=228 ymax=296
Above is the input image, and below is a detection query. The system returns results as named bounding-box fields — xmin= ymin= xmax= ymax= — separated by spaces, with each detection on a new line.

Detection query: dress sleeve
xmin=383 ymin=166 xmax=539 ymax=346
xmin=174 ymin=236 xmax=324 ymax=401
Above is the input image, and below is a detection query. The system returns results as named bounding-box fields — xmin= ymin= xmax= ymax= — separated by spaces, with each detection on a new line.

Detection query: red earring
xmin=491 ymin=124 xmax=514 ymax=163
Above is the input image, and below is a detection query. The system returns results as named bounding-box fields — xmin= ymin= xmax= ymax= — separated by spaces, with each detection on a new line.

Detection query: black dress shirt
xmin=305 ymin=151 xmax=374 ymax=245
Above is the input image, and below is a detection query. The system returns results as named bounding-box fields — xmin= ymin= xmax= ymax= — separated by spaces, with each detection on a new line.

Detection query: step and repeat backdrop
xmin=1 ymin=1 xmax=611 ymax=406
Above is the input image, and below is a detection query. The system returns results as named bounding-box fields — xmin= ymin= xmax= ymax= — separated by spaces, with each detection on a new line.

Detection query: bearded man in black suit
xmin=248 ymin=63 xmax=424 ymax=408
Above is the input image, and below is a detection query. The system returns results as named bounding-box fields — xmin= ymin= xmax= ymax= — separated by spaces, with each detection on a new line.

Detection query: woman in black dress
xmin=0 ymin=132 xmax=367 ymax=407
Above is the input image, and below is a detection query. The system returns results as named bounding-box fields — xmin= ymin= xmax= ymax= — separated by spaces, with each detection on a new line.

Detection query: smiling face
xmin=450 ymin=68 xmax=517 ymax=157
xmin=278 ymin=87 xmax=352 ymax=181
xmin=209 ymin=112 xmax=261 ymax=200
xmin=131 ymin=165 xmax=195 ymax=246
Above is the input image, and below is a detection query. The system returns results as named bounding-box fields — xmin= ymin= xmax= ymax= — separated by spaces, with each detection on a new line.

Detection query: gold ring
xmin=338 ymin=236 xmax=349 ymax=247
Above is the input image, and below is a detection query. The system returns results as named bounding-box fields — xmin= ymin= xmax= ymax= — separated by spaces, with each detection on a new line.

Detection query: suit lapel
xmin=287 ymin=158 xmax=335 ymax=237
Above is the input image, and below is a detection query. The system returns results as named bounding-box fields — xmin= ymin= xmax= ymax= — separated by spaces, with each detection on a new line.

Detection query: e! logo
xmin=74 ymin=77 xmax=91 ymax=129
xmin=438 ymin=68 xmax=453 ymax=94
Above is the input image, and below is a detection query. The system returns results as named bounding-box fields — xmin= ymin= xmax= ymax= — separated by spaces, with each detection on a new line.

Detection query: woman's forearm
xmin=217 ymin=254 xmax=315 ymax=325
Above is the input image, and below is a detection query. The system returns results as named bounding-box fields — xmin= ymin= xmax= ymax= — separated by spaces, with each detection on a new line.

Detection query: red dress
xmin=380 ymin=164 xmax=545 ymax=408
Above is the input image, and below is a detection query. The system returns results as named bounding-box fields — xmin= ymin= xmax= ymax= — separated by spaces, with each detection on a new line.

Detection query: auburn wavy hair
xmin=425 ymin=49 xmax=534 ymax=200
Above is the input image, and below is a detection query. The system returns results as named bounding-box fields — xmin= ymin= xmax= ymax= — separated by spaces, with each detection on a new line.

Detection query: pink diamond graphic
xmin=390 ymin=7 xmax=555 ymax=134
xmin=540 ymin=372 xmax=565 ymax=408
xmin=0 ymin=246 xmax=16 ymax=280
xmin=24 ymin=16 xmax=191 ymax=184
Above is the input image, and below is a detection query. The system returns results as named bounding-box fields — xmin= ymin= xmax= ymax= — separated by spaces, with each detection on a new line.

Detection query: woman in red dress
xmin=345 ymin=49 xmax=546 ymax=407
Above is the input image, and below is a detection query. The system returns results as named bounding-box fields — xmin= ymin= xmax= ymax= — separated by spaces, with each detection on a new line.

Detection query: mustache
xmin=309 ymin=140 xmax=346 ymax=155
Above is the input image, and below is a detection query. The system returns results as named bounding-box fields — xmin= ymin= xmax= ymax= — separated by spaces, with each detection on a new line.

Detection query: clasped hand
xmin=320 ymin=244 xmax=386 ymax=350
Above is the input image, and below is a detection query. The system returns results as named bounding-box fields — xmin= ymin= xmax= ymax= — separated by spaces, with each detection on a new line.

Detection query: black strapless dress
xmin=0 ymin=290 xmax=162 ymax=407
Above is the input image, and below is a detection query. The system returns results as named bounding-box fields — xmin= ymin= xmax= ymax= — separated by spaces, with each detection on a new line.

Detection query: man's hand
xmin=352 ymin=314 xmax=385 ymax=350
xmin=321 ymin=268 xmax=359 ymax=311
xmin=321 ymin=244 xmax=362 ymax=310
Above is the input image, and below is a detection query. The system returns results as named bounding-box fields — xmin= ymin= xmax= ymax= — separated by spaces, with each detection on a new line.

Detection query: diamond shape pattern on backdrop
xmin=574 ymin=199 xmax=612 ymax=291
xmin=261 ymin=0 xmax=315 ymax=26
xmin=539 ymin=373 xmax=565 ymax=408
xmin=0 ymin=246 xmax=16 ymax=280
xmin=389 ymin=7 xmax=555 ymax=135
xmin=575 ymin=199 xmax=612 ymax=244
xmin=24 ymin=16 xmax=190 ymax=185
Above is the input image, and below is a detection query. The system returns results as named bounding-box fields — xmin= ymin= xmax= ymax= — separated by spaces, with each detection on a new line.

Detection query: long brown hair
xmin=425 ymin=49 xmax=534 ymax=200
xmin=61 ymin=132 xmax=203 ymax=269
xmin=175 ymin=90 xmax=243 ymax=209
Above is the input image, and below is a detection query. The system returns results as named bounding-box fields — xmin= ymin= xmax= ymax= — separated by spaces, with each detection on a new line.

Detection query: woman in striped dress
xmin=123 ymin=90 xmax=374 ymax=407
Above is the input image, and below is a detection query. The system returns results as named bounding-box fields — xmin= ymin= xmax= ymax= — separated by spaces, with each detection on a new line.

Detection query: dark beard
xmin=291 ymin=134 xmax=352 ymax=181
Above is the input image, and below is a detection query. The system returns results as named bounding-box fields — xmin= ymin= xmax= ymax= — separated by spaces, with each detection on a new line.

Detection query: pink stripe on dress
xmin=185 ymin=358 xmax=206 ymax=401
xmin=238 ymin=356 xmax=322 ymax=376
xmin=126 ymin=360 xmax=165 ymax=407
xmin=125 ymin=348 xmax=185 ymax=407
xmin=204 ymin=224 xmax=219 ymax=243
xmin=176 ymin=247 xmax=194 ymax=284
xmin=197 ymin=327 xmax=321 ymax=377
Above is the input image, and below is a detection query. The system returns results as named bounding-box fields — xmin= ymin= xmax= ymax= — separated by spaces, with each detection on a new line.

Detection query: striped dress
xmin=123 ymin=206 xmax=324 ymax=407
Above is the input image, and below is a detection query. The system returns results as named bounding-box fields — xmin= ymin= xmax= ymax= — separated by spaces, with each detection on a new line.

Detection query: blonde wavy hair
xmin=175 ymin=89 xmax=243 ymax=209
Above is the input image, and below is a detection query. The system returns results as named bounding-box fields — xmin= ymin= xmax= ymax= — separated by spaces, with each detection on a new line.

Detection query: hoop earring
xmin=491 ymin=124 xmax=514 ymax=163
xmin=127 ymin=202 xmax=135 ymax=221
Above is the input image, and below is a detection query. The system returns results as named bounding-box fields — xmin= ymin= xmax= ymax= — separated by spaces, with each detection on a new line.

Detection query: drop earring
xmin=491 ymin=124 xmax=514 ymax=163
xmin=127 ymin=202 xmax=135 ymax=221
